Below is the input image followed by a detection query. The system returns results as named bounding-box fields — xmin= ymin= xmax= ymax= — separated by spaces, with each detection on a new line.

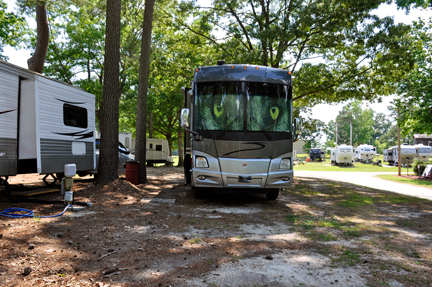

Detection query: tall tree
xmin=135 ymin=0 xmax=156 ymax=184
xmin=27 ymin=0 xmax=49 ymax=72
xmin=179 ymin=0 xmax=421 ymax=107
xmin=396 ymin=19 xmax=432 ymax=138
xmin=97 ymin=0 xmax=121 ymax=184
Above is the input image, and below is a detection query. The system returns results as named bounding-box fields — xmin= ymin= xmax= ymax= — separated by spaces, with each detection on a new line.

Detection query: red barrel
xmin=125 ymin=160 xmax=139 ymax=184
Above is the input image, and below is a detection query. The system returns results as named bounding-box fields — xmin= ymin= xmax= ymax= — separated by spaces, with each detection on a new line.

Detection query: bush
xmin=413 ymin=161 xmax=427 ymax=176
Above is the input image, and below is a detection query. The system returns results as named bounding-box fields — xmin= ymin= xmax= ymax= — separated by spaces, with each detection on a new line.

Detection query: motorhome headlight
xmin=279 ymin=158 xmax=291 ymax=169
xmin=195 ymin=156 xmax=209 ymax=168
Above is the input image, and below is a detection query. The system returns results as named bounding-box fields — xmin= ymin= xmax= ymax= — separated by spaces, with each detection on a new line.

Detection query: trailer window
xmin=156 ymin=145 xmax=162 ymax=151
xmin=63 ymin=104 xmax=88 ymax=128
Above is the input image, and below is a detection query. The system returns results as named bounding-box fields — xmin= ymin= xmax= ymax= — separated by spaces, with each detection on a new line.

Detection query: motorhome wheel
xmin=266 ymin=189 xmax=279 ymax=200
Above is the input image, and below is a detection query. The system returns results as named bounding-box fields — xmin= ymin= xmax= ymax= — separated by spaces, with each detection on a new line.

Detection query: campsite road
xmin=295 ymin=171 xmax=432 ymax=201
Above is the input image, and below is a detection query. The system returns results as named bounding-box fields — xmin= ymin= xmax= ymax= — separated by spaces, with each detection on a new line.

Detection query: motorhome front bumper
xmin=191 ymin=168 xmax=293 ymax=189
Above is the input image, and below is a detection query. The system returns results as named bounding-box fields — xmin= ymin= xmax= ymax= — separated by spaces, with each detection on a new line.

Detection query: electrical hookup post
xmin=61 ymin=164 xmax=77 ymax=206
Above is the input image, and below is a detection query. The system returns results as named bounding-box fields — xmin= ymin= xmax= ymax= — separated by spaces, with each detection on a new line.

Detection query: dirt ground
xmin=1 ymin=166 xmax=432 ymax=286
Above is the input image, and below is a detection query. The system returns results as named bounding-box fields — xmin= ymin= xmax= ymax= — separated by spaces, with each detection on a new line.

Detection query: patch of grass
xmin=377 ymin=194 xmax=425 ymax=204
xmin=316 ymin=219 xmax=342 ymax=228
xmin=317 ymin=232 xmax=337 ymax=241
xmin=398 ymin=220 xmax=414 ymax=227
xmin=337 ymin=195 xmax=375 ymax=208
xmin=300 ymin=219 xmax=315 ymax=229
xmin=190 ymin=234 xmax=202 ymax=244
xmin=342 ymin=226 xmax=361 ymax=237
xmin=339 ymin=249 xmax=361 ymax=266
xmin=376 ymin=174 xmax=432 ymax=189
xmin=285 ymin=215 xmax=299 ymax=223
xmin=294 ymin=160 xmax=414 ymax=172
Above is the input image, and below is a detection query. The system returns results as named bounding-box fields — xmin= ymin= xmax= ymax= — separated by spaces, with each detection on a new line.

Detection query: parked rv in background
xmin=0 ymin=60 xmax=96 ymax=181
xmin=355 ymin=144 xmax=376 ymax=163
xmin=119 ymin=132 xmax=135 ymax=153
xmin=415 ymin=144 xmax=432 ymax=162
xmin=384 ymin=145 xmax=417 ymax=166
xmin=146 ymin=138 xmax=171 ymax=166
xmin=330 ymin=145 xmax=355 ymax=166
xmin=309 ymin=148 xmax=325 ymax=161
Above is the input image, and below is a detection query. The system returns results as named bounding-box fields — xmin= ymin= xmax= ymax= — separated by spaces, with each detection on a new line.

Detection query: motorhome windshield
xmin=418 ymin=147 xmax=432 ymax=153
xmin=195 ymin=82 xmax=290 ymax=132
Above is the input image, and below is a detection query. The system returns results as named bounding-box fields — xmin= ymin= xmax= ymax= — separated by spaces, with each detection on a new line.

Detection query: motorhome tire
xmin=192 ymin=186 xmax=206 ymax=198
xmin=266 ymin=188 xmax=279 ymax=200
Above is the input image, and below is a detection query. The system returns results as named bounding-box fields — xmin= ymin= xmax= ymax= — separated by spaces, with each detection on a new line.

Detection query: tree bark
xmin=97 ymin=0 xmax=121 ymax=184
xmin=27 ymin=0 xmax=49 ymax=73
xmin=135 ymin=0 xmax=156 ymax=184
xmin=149 ymin=112 xmax=153 ymax=138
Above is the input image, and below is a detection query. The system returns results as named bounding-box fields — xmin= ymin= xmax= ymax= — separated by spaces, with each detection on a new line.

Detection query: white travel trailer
xmin=383 ymin=148 xmax=394 ymax=165
xmin=355 ymin=144 xmax=376 ymax=163
xmin=0 ymin=60 xmax=95 ymax=181
xmin=384 ymin=145 xmax=417 ymax=166
xmin=330 ymin=144 xmax=355 ymax=166
xmin=415 ymin=144 xmax=432 ymax=162
xmin=146 ymin=138 xmax=171 ymax=165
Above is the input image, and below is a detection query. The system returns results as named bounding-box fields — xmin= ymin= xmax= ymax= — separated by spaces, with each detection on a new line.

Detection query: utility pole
xmin=335 ymin=124 xmax=338 ymax=145
xmin=350 ymin=121 xmax=352 ymax=146
xmin=397 ymin=106 xmax=401 ymax=176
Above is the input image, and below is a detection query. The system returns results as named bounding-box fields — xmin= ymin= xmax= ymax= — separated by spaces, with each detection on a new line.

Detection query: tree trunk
xmin=27 ymin=0 xmax=49 ymax=73
xmin=96 ymin=0 xmax=121 ymax=184
xmin=177 ymin=127 xmax=184 ymax=167
xmin=149 ymin=112 xmax=153 ymax=138
xmin=135 ymin=0 xmax=156 ymax=184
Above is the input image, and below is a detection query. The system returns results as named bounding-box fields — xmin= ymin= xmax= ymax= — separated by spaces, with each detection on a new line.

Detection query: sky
xmin=3 ymin=1 xmax=431 ymax=125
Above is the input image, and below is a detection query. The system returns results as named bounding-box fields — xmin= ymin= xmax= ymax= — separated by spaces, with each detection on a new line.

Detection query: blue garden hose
xmin=0 ymin=205 xmax=72 ymax=218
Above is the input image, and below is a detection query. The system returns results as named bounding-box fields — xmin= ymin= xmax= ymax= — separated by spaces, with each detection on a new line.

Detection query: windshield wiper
xmin=216 ymin=115 xmax=240 ymax=139
xmin=250 ymin=115 xmax=273 ymax=140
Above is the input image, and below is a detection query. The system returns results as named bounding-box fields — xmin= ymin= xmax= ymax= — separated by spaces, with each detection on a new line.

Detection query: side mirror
xmin=180 ymin=108 xmax=190 ymax=128
xmin=293 ymin=118 xmax=302 ymax=141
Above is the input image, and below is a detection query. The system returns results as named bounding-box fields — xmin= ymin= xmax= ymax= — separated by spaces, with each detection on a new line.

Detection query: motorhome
xmin=309 ymin=148 xmax=325 ymax=161
xmin=415 ymin=144 xmax=432 ymax=162
xmin=384 ymin=145 xmax=417 ymax=166
xmin=180 ymin=61 xmax=300 ymax=200
xmin=355 ymin=144 xmax=376 ymax=163
xmin=330 ymin=144 xmax=355 ymax=166
xmin=0 ymin=60 xmax=95 ymax=182
xmin=146 ymin=138 xmax=171 ymax=165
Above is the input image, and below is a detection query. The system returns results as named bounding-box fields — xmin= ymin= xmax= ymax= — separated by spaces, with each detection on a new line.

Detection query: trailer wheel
xmin=266 ymin=188 xmax=279 ymax=200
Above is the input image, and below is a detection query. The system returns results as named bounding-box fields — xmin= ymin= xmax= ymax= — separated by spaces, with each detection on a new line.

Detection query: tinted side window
xmin=156 ymin=145 xmax=162 ymax=151
xmin=64 ymin=104 xmax=88 ymax=128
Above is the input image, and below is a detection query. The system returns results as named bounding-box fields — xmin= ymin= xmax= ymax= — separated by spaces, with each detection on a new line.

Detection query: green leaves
xmin=396 ymin=19 xmax=432 ymax=138
xmin=0 ymin=0 xmax=27 ymax=59
xmin=181 ymin=0 xmax=423 ymax=106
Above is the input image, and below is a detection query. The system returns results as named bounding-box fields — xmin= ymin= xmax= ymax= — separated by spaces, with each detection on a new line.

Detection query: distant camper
xmin=0 ymin=60 xmax=96 ymax=180
xmin=355 ymin=144 xmax=376 ymax=163
xmin=309 ymin=148 xmax=325 ymax=161
xmin=384 ymin=144 xmax=417 ymax=166
xmin=146 ymin=139 xmax=171 ymax=166
xmin=414 ymin=144 xmax=432 ymax=162
xmin=330 ymin=144 xmax=355 ymax=166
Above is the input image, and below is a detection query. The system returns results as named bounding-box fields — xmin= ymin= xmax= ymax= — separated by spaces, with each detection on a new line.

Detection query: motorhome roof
xmin=194 ymin=64 xmax=292 ymax=85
